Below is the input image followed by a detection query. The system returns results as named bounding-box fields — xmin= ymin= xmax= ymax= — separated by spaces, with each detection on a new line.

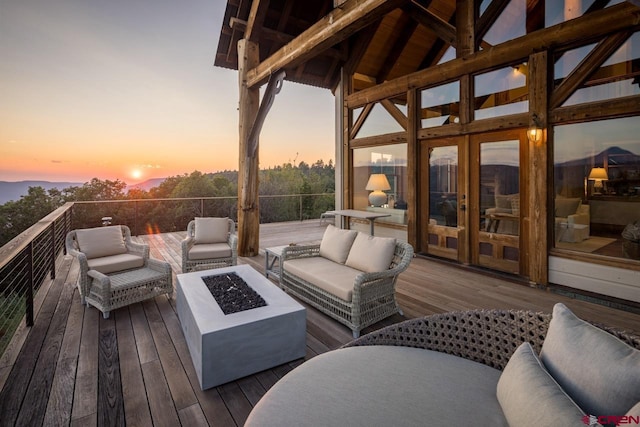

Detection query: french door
xmin=421 ymin=130 xmax=528 ymax=275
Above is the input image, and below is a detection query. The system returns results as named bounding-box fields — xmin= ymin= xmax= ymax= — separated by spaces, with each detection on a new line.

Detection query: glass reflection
xmin=429 ymin=146 xmax=458 ymax=227
xmin=474 ymin=66 xmax=528 ymax=120
xmin=480 ymin=140 xmax=520 ymax=236
xmin=420 ymin=82 xmax=460 ymax=128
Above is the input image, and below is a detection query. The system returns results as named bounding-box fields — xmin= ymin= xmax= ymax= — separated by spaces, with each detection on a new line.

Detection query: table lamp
xmin=366 ymin=174 xmax=391 ymax=206
xmin=588 ymin=167 xmax=608 ymax=194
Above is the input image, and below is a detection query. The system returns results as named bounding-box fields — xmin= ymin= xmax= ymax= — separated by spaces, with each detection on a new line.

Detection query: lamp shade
xmin=365 ymin=174 xmax=391 ymax=191
xmin=588 ymin=167 xmax=608 ymax=181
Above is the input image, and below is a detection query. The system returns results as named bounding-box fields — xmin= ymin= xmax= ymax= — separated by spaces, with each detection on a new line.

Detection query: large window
xmin=474 ymin=65 xmax=529 ymax=120
xmin=353 ymin=144 xmax=408 ymax=225
xmin=554 ymin=117 xmax=640 ymax=260
xmin=420 ymin=81 xmax=460 ymax=128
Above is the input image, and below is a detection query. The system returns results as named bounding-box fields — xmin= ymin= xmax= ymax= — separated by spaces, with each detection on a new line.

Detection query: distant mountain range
xmin=0 ymin=181 xmax=83 ymax=204
xmin=0 ymin=178 xmax=167 ymax=204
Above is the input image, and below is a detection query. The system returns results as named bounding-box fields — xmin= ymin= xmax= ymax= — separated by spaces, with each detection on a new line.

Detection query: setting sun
xmin=131 ymin=169 xmax=143 ymax=180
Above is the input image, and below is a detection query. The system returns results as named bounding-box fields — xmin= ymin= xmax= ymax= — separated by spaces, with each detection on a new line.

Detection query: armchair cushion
xmin=319 ymin=225 xmax=358 ymax=264
xmin=188 ymin=243 xmax=233 ymax=260
xmin=75 ymin=226 xmax=127 ymax=259
xmin=497 ymin=342 xmax=587 ymax=427
xmin=194 ymin=217 xmax=230 ymax=244
xmin=87 ymin=253 xmax=145 ymax=275
xmin=540 ymin=303 xmax=640 ymax=417
xmin=345 ymin=233 xmax=396 ymax=273
xmin=554 ymin=198 xmax=581 ymax=218
xmin=496 ymin=194 xmax=517 ymax=210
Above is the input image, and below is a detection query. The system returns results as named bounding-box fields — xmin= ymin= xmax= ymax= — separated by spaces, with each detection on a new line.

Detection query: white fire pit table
xmin=177 ymin=264 xmax=306 ymax=390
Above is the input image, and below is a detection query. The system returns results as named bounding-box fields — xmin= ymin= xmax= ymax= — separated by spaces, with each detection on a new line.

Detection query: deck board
xmin=1 ymin=220 xmax=639 ymax=426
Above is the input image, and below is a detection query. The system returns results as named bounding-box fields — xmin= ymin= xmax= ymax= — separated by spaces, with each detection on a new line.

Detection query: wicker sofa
xmin=246 ymin=304 xmax=640 ymax=426
xmin=280 ymin=225 xmax=413 ymax=338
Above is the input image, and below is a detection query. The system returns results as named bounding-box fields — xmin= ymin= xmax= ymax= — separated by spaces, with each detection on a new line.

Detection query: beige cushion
xmin=497 ymin=343 xmax=589 ymax=427
xmin=555 ymin=198 xmax=581 ymax=218
xmin=75 ymin=226 xmax=127 ymax=259
xmin=284 ymin=257 xmax=361 ymax=302
xmin=319 ymin=225 xmax=357 ymax=264
xmin=188 ymin=243 xmax=232 ymax=260
xmin=345 ymin=233 xmax=396 ymax=273
xmin=194 ymin=218 xmax=229 ymax=244
xmin=87 ymin=253 xmax=144 ymax=274
xmin=540 ymin=303 xmax=640 ymax=417
xmin=495 ymin=194 xmax=517 ymax=210
xmin=510 ymin=198 xmax=520 ymax=216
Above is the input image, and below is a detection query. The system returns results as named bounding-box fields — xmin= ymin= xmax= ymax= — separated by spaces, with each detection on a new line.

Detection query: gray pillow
xmin=75 ymin=226 xmax=127 ymax=259
xmin=497 ymin=342 xmax=590 ymax=427
xmin=345 ymin=233 xmax=396 ymax=273
xmin=194 ymin=217 xmax=230 ymax=244
xmin=319 ymin=225 xmax=357 ymax=264
xmin=540 ymin=303 xmax=640 ymax=417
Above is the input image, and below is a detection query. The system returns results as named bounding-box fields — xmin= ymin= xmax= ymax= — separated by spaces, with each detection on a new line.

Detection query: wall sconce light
xmin=588 ymin=167 xmax=609 ymax=195
xmin=365 ymin=174 xmax=391 ymax=206
xmin=527 ymin=113 xmax=543 ymax=144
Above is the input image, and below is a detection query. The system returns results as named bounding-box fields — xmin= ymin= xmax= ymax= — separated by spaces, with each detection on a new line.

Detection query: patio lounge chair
xmin=181 ymin=217 xmax=237 ymax=272
xmin=66 ymin=225 xmax=172 ymax=318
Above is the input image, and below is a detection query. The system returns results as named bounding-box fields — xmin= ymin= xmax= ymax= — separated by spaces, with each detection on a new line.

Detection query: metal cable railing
xmin=0 ymin=194 xmax=334 ymax=358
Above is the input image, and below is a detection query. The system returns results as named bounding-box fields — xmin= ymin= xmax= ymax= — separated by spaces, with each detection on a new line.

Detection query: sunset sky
xmin=0 ymin=0 xmax=335 ymax=184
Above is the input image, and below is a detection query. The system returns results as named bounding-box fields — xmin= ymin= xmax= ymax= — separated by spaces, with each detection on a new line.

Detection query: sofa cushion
xmin=319 ymin=225 xmax=357 ymax=264
xmin=245 ymin=346 xmax=508 ymax=427
xmin=345 ymin=233 xmax=396 ymax=273
xmin=498 ymin=342 xmax=589 ymax=427
xmin=76 ymin=226 xmax=127 ymax=259
xmin=555 ymin=198 xmax=581 ymax=218
xmin=194 ymin=217 xmax=229 ymax=244
xmin=284 ymin=257 xmax=361 ymax=302
xmin=188 ymin=243 xmax=232 ymax=260
xmin=87 ymin=253 xmax=145 ymax=274
xmin=540 ymin=303 xmax=640 ymax=417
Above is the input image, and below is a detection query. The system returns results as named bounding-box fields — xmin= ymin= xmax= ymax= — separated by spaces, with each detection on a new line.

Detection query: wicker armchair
xmin=66 ymin=225 xmax=172 ymax=318
xmin=281 ymin=240 xmax=413 ymax=338
xmin=344 ymin=308 xmax=640 ymax=370
xmin=181 ymin=218 xmax=237 ymax=273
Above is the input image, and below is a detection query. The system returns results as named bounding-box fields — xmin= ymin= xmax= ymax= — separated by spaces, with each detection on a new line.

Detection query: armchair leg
xmin=103 ymin=311 xmax=110 ymax=319
xmin=352 ymin=330 xmax=360 ymax=339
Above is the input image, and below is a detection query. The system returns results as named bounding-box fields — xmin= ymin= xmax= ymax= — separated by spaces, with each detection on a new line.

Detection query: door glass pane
xmin=481 ymin=140 xmax=520 ymax=236
xmin=429 ymin=146 xmax=458 ymax=227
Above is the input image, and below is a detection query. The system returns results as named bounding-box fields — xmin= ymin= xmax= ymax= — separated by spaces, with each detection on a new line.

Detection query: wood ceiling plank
xmin=246 ymin=0 xmax=407 ymax=88
xmin=406 ymin=2 xmax=456 ymax=47
xmin=245 ymin=0 xmax=271 ymax=42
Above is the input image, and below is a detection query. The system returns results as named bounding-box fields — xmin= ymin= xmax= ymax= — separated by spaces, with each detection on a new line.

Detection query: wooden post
xmin=528 ymin=51 xmax=548 ymax=286
xmin=238 ymin=39 xmax=260 ymax=256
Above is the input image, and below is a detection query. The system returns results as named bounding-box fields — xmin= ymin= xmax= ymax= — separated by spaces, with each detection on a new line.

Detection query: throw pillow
xmin=540 ymin=303 xmax=640 ymax=417
xmin=194 ymin=217 xmax=229 ymax=244
xmin=75 ymin=226 xmax=127 ymax=259
xmin=497 ymin=342 xmax=591 ymax=427
xmin=319 ymin=225 xmax=358 ymax=264
xmin=345 ymin=233 xmax=396 ymax=273
xmin=554 ymin=198 xmax=581 ymax=218
xmin=495 ymin=194 xmax=516 ymax=210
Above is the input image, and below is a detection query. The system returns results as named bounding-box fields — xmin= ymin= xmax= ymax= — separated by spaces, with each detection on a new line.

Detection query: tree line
xmin=0 ymin=160 xmax=335 ymax=247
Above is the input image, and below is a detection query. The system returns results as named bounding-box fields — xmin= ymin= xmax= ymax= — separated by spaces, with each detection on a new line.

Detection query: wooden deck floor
xmin=1 ymin=220 xmax=638 ymax=426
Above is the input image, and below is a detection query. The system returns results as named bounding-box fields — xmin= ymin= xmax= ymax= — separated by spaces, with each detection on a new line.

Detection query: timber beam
xmin=246 ymin=0 xmax=407 ymax=89
xmin=346 ymin=2 xmax=640 ymax=109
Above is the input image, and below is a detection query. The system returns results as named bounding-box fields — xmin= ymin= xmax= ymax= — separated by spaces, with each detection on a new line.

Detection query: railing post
xmin=26 ymin=242 xmax=34 ymax=327
xmin=201 ymin=198 xmax=204 ymax=217
xmin=135 ymin=200 xmax=138 ymax=236
xmin=299 ymin=195 xmax=303 ymax=221
xmin=50 ymin=223 xmax=56 ymax=279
